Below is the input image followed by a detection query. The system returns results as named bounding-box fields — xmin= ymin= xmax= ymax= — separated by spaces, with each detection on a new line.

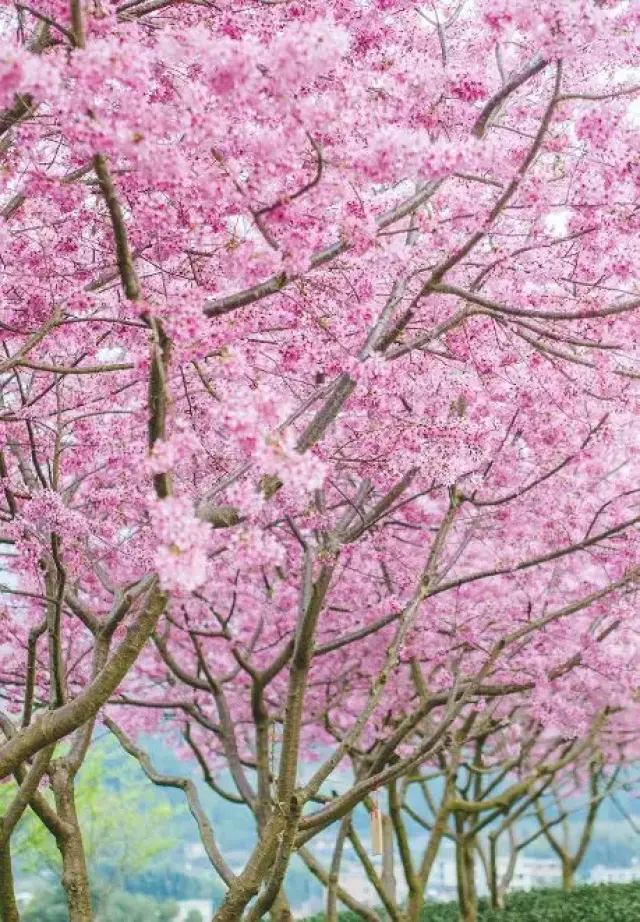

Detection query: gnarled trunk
xmin=51 ymin=765 xmax=93 ymax=922
xmin=0 ymin=839 xmax=21 ymax=922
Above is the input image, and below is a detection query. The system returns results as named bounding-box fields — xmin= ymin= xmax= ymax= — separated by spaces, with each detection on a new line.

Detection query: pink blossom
xmin=150 ymin=497 xmax=211 ymax=593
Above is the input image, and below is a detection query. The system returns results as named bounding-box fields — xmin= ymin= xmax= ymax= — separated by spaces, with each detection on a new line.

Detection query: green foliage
xmin=21 ymin=886 xmax=178 ymax=922
xmin=95 ymin=889 xmax=179 ymax=922
xmin=185 ymin=911 xmax=205 ymax=922
xmin=305 ymin=882 xmax=640 ymax=922
xmin=21 ymin=887 xmax=68 ymax=922
xmin=472 ymin=883 xmax=640 ymax=922
xmin=2 ymin=737 xmax=179 ymax=880
xmin=122 ymin=865 xmax=219 ymax=901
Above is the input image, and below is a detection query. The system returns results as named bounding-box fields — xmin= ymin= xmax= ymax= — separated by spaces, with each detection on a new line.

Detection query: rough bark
xmin=0 ymin=839 xmax=21 ymax=922
xmin=270 ymin=889 xmax=292 ymax=922
xmin=51 ymin=764 xmax=94 ymax=922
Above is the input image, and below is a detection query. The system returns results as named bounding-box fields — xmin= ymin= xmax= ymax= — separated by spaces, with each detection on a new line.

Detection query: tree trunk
xmin=381 ymin=814 xmax=396 ymax=912
xmin=455 ymin=828 xmax=466 ymax=915
xmin=405 ymin=887 xmax=424 ymax=922
xmin=561 ymin=859 xmax=575 ymax=892
xmin=58 ymin=825 xmax=94 ymax=922
xmin=488 ymin=835 xmax=510 ymax=911
xmin=0 ymin=839 xmax=21 ymax=922
xmin=326 ymin=815 xmax=350 ymax=922
xmin=51 ymin=765 xmax=94 ymax=922
xmin=270 ymin=888 xmax=291 ymax=922
xmin=458 ymin=878 xmax=478 ymax=922
xmin=489 ymin=836 xmax=500 ymax=912
xmin=411 ymin=765 xmax=455 ymax=922
xmin=455 ymin=823 xmax=478 ymax=922
xmin=463 ymin=839 xmax=478 ymax=922
xmin=212 ymin=813 xmax=285 ymax=922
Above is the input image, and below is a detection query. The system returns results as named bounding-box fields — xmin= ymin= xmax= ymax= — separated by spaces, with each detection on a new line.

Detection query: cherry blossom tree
xmin=293 ymin=702 xmax=637 ymax=922
xmin=1 ymin=0 xmax=640 ymax=920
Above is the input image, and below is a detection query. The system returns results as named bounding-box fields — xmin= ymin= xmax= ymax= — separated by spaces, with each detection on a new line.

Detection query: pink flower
xmin=449 ymin=77 xmax=487 ymax=103
xmin=340 ymin=202 xmax=378 ymax=255
xmin=151 ymin=497 xmax=211 ymax=593
xmin=146 ymin=420 xmax=202 ymax=476
xmin=0 ymin=51 xmax=25 ymax=106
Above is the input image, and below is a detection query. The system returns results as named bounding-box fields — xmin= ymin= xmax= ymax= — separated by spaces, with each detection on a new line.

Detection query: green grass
xmin=306 ymin=881 xmax=640 ymax=922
